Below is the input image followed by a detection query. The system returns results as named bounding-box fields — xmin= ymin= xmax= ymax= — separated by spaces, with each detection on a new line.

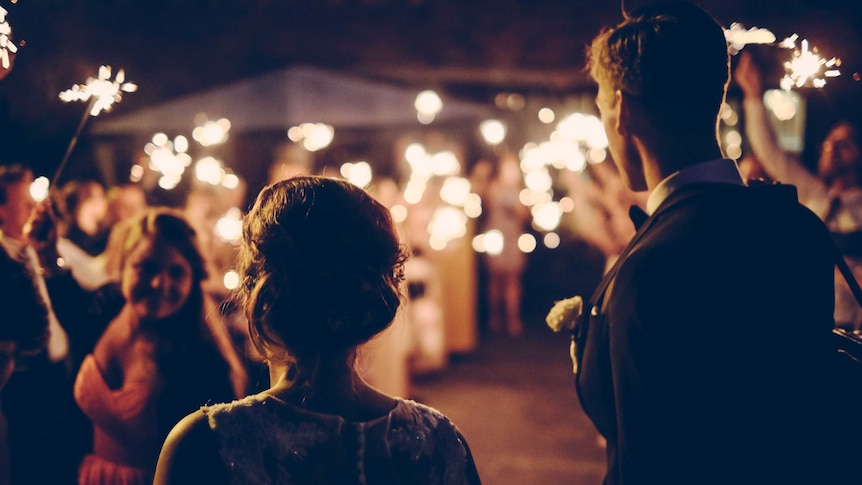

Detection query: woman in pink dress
xmin=74 ymin=209 xmax=246 ymax=485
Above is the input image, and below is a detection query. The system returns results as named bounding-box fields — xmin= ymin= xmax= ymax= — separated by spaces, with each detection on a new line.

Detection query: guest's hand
xmin=734 ymin=51 xmax=763 ymax=100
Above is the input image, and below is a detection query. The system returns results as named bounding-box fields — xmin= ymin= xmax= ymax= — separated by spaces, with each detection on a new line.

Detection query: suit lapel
xmin=588 ymin=206 xmax=662 ymax=306
xmin=588 ymin=185 xmax=716 ymax=307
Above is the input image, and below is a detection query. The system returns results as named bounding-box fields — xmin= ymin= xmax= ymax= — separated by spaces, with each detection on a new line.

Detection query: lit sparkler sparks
xmin=59 ymin=65 xmax=138 ymax=116
xmin=52 ymin=66 xmax=138 ymax=190
xmin=724 ymin=23 xmax=776 ymax=55
xmin=0 ymin=7 xmax=18 ymax=70
xmin=779 ymin=36 xmax=841 ymax=90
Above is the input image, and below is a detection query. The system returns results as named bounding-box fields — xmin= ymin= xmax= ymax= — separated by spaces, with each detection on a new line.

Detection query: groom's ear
xmin=618 ymin=90 xmax=649 ymax=138
xmin=615 ymin=89 xmax=631 ymax=136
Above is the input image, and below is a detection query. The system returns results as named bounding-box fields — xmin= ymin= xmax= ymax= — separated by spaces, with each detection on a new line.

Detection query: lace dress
xmin=201 ymin=394 xmax=479 ymax=484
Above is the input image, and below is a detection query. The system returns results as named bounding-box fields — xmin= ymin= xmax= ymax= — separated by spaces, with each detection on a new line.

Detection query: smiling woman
xmin=120 ymin=230 xmax=194 ymax=322
xmin=72 ymin=208 xmax=247 ymax=485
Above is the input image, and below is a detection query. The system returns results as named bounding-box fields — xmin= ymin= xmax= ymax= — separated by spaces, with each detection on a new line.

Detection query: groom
xmin=574 ymin=2 xmax=853 ymax=483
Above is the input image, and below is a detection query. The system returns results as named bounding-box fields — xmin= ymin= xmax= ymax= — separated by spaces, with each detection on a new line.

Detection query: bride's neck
xmin=269 ymin=356 xmax=357 ymax=398
xmin=267 ymin=356 xmax=395 ymax=418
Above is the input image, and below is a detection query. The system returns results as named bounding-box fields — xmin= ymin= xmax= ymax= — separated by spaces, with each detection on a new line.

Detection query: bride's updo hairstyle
xmin=237 ymin=176 xmax=408 ymax=385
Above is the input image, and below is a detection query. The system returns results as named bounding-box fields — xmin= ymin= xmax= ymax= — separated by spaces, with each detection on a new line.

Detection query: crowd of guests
xmin=0 ymin=164 xmax=481 ymax=484
xmin=0 ymin=167 xmax=250 ymax=484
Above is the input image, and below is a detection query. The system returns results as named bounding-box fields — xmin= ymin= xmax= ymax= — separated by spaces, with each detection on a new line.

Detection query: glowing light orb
xmin=302 ymin=123 xmax=335 ymax=151
xmin=430 ymin=151 xmax=461 ymax=176
xmin=223 ymin=270 xmax=240 ymax=290
xmin=415 ymin=90 xmax=443 ymax=123
xmin=152 ymin=132 xmax=169 ymax=146
xmin=222 ymin=173 xmax=240 ymax=189
xmin=129 ymin=165 xmax=144 ymax=182
xmin=159 ymin=174 xmax=181 ymax=190
xmin=195 ymin=156 xmax=225 ymax=185
xmin=544 ymin=232 xmax=561 ymax=249
xmin=30 ymin=176 xmax=50 ymax=202
xmin=472 ymin=234 xmax=487 ymax=253
xmin=480 ymin=119 xmax=507 ymax=145
xmin=405 ymin=143 xmax=427 ymax=165
xmin=404 ymin=180 xmax=426 ymax=204
xmin=724 ymin=130 xmax=742 ymax=147
xmin=524 ymin=168 xmax=553 ymax=193
xmin=287 ymin=126 xmax=303 ymax=142
xmin=483 ymin=230 xmax=504 ymax=256
xmin=342 ymin=161 xmax=373 ymax=188
xmin=538 ymin=108 xmax=556 ymax=124
xmin=726 ymin=145 xmax=743 ymax=160
xmin=463 ymin=193 xmax=483 ymax=218
xmin=764 ymin=89 xmax=800 ymax=121
xmin=173 ymin=135 xmax=189 ymax=153
xmin=390 ymin=204 xmax=408 ymax=224
xmin=289 ymin=123 xmax=334 ymax=152
xmin=440 ymin=177 xmax=472 ymax=207
xmin=215 ymin=208 xmax=243 ymax=243
xmin=427 ymin=207 xmax=467 ymax=250
xmin=588 ymin=148 xmax=607 ymax=164
xmin=146 ymin=134 xmax=192 ymax=184
xmin=532 ymin=202 xmax=562 ymax=232
xmin=193 ymin=118 xmax=231 ymax=146
xmin=556 ymin=113 xmax=589 ymax=141
xmin=518 ymin=233 xmax=537 ymax=253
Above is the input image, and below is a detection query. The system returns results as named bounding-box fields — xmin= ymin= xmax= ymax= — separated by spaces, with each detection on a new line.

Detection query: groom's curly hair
xmin=587 ymin=1 xmax=730 ymax=130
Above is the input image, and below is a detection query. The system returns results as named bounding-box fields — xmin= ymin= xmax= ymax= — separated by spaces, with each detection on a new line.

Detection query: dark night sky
xmin=1 ymin=0 xmax=861 ymax=178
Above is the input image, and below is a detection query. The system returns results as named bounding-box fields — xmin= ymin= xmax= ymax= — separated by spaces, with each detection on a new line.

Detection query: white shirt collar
xmin=646 ymin=158 xmax=745 ymax=215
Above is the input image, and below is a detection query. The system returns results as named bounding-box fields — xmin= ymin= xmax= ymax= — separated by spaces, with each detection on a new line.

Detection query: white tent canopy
xmin=92 ymin=65 xmax=492 ymax=135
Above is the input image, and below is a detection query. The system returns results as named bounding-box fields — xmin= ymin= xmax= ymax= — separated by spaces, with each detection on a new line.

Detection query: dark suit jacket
xmin=575 ymin=182 xmax=853 ymax=484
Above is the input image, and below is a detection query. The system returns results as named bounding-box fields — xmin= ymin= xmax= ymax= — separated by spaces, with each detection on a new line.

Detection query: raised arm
xmin=735 ymin=52 xmax=829 ymax=211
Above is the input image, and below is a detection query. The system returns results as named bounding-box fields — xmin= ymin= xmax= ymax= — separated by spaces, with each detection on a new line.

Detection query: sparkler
xmin=724 ymin=23 xmax=776 ymax=55
xmin=53 ymin=66 xmax=137 ymax=188
xmin=779 ymin=36 xmax=841 ymax=90
xmin=0 ymin=6 xmax=18 ymax=70
xmin=727 ymin=22 xmax=842 ymax=91
xmin=59 ymin=65 xmax=138 ymax=116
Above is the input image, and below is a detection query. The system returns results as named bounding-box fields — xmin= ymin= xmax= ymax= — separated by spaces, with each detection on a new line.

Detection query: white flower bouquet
xmin=545 ymin=295 xmax=584 ymax=333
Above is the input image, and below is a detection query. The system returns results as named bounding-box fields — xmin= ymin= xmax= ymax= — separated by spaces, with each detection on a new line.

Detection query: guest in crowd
xmin=0 ymin=250 xmax=47 ymax=387
xmin=558 ymin=159 xmax=647 ymax=270
xmin=473 ymin=155 xmax=530 ymax=337
xmin=0 ymin=248 xmax=49 ymax=485
xmin=106 ymin=183 xmax=148 ymax=227
xmin=55 ymin=181 xmax=150 ymax=292
xmin=58 ymin=178 xmax=110 ymax=256
xmin=0 ymin=164 xmax=81 ymax=485
xmin=574 ymin=2 xmax=852 ymax=483
xmin=53 ymin=178 xmax=112 ymax=291
xmin=155 ymin=176 xmax=481 ymax=484
xmin=74 ymin=208 xmax=247 ymax=485
xmin=735 ymin=51 xmax=862 ymax=329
